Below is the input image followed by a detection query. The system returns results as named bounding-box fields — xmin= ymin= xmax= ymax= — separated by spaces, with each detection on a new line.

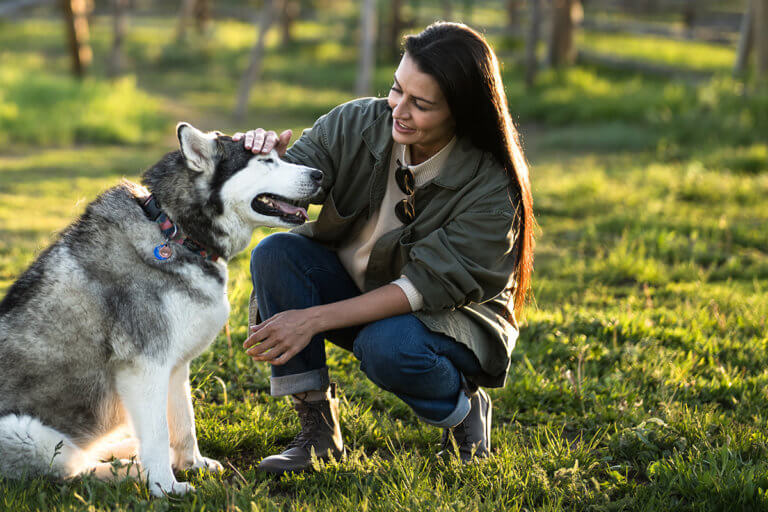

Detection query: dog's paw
xmin=149 ymin=480 xmax=195 ymax=497
xmin=191 ymin=456 xmax=223 ymax=474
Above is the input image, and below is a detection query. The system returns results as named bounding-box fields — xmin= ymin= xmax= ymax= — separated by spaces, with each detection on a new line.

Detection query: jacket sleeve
xmin=401 ymin=186 xmax=521 ymax=312
xmin=282 ymin=103 xmax=355 ymax=204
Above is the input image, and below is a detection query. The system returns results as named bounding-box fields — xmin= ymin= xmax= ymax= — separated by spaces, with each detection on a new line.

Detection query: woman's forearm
xmin=308 ymin=284 xmax=413 ymax=333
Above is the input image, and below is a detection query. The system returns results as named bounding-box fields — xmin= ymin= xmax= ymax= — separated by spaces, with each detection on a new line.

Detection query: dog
xmin=0 ymin=123 xmax=322 ymax=496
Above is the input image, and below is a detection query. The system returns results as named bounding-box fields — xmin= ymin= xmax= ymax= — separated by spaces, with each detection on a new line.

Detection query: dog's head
xmin=141 ymin=123 xmax=324 ymax=260
xmin=176 ymin=122 xmax=322 ymax=229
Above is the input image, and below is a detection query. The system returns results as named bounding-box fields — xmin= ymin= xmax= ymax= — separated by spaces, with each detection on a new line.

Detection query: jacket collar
xmin=361 ymin=100 xmax=483 ymax=191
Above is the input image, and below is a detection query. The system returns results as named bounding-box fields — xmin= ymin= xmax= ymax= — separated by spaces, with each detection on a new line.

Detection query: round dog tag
xmin=154 ymin=244 xmax=172 ymax=260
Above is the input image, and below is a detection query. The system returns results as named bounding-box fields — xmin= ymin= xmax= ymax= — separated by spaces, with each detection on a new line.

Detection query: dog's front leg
xmin=168 ymin=362 xmax=223 ymax=473
xmin=116 ymin=362 xmax=193 ymax=497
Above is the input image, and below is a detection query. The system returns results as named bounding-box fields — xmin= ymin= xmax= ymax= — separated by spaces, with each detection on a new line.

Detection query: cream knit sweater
xmin=337 ymin=137 xmax=457 ymax=311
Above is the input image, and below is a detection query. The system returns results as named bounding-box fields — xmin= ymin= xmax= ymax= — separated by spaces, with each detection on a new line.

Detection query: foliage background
xmin=0 ymin=0 xmax=767 ymax=510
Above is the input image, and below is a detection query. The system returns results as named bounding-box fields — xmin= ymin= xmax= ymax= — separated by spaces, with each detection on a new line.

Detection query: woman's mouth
xmin=394 ymin=119 xmax=415 ymax=134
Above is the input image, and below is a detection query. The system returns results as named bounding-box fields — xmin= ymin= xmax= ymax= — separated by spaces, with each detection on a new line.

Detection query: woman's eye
xmin=390 ymin=86 xmax=402 ymax=94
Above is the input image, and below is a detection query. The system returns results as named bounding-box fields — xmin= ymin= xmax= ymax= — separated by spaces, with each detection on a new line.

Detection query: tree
xmin=757 ymin=0 xmax=768 ymax=81
xmin=61 ymin=0 xmax=92 ymax=78
xmin=525 ymin=0 xmax=543 ymax=87
xmin=281 ymin=0 xmax=300 ymax=45
xmin=507 ymin=0 xmax=522 ymax=32
xmin=235 ymin=0 xmax=276 ymax=120
xmin=176 ymin=0 xmax=211 ymax=42
xmin=547 ymin=0 xmax=582 ymax=68
xmin=176 ymin=0 xmax=195 ymax=41
xmin=355 ymin=0 xmax=377 ymax=97
xmin=108 ymin=0 xmax=130 ymax=77
xmin=388 ymin=0 xmax=404 ymax=61
xmin=441 ymin=0 xmax=453 ymax=21
xmin=735 ymin=0 xmax=755 ymax=76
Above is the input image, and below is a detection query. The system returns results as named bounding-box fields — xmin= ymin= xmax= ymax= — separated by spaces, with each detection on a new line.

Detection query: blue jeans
xmin=250 ymin=232 xmax=483 ymax=427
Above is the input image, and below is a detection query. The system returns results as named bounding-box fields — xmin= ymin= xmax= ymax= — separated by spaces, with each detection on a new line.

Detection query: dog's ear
xmin=177 ymin=122 xmax=218 ymax=174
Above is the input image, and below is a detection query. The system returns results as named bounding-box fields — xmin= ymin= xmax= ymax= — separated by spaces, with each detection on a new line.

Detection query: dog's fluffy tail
xmin=0 ymin=414 xmax=89 ymax=479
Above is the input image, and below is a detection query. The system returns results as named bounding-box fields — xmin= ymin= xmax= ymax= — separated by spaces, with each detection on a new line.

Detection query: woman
xmin=234 ymin=22 xmax=534 ymax=473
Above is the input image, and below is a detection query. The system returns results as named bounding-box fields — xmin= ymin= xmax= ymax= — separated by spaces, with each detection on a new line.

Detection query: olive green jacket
xmin=269 ymin=97 xmax=520 ymax=387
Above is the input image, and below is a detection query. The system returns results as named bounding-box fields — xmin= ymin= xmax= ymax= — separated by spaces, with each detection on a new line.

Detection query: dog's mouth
xmin=251 ymin=193 xmax=309 ymax=224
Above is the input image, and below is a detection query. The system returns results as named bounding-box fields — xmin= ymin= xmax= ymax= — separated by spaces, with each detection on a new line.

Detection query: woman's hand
xmin=232 ymin=128 xmax=292 ymax=156
xmin=243 ymin=308 xmax=321 ymax=365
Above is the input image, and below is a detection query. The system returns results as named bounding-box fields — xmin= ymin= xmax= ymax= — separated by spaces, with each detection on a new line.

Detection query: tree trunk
xmin=735 ymin=0 xmax=755 ymax=76
xmin=355 ymin=0 xmax=377 ymax=97
xmin=61 ymin=0 xmax=92 ymax=78
xmin=194 ymin=0 xmax=210 ymax=34
xmin=281 ymin=0 xmax=300 ymax=46
xmin=389 ymin=0 xmax=404 ymax=60
xmin=507 ymin=0 xmax=521 ymax=30
xmin=757 ymin=0 xmax=768 ymax=81
xmin=526 ymin=0 xmax=542 ymax=88
xmin=176 ymin=0 xmax=194 ymax=42
xmin=547 ymin=0 xmax=582 ymax=67
xmin=108 ymin=0 xmax=129 ymax=77
xmin=442 ymin=0 xmax=452 ymax=21
xmin=234 ymin=0 xmax=276 ymax=120
xmin=682 ymin=0 xmax=696 ymax=37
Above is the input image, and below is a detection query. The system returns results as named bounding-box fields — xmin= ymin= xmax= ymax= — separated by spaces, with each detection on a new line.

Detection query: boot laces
xmin=442 ymin=418 xmax=475 ymax=452
xmin=287 ymin=399 xmax=331 ymax=449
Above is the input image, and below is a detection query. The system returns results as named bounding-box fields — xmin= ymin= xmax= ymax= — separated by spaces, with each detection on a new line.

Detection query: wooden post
xmin=234 ymin=0 xmax=276 ymax=120
xmin=61 ymin=0 xmax=92 ymax=78
xmin=355 ymin=0 xmax=377 ymax=97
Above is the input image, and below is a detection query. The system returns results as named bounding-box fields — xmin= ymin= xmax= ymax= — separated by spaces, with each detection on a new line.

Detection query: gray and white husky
xmin=0 ymin=123 xmax=321 ymax=496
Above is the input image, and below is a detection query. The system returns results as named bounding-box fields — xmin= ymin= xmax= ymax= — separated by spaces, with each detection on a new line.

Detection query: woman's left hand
xmin=243 ymin=308 xmax=320 ymax=365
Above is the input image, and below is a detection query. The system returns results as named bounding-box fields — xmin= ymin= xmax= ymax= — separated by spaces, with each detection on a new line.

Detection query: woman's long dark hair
xmin=404 ymin=22 xmax=535 ymax=317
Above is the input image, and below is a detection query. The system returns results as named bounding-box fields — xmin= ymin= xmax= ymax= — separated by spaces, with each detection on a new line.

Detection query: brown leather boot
xmin=440 ymin=387 xmax=492 ymax=463
xmin=257 ymin=383 xmax=344 ymax=474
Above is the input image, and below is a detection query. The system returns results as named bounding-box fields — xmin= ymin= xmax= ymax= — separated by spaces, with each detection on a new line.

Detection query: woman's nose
xmin=392 ymin=101 xmax=409 ymax=118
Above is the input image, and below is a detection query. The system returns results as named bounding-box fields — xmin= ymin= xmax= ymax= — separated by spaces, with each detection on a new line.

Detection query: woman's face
xmin=387 ymin=53 xmax=456 ymax=162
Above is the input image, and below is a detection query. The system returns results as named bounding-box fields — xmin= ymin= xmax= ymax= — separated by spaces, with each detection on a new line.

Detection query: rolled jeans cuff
xmin=270 ymin=367 xmax=330 ymax=397
xmin=416 ymin=390 xmax=471 ymax=428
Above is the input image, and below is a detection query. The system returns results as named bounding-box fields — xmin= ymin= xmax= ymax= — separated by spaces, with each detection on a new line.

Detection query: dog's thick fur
xmin=0 ymin=123 xmax=321 ymax=496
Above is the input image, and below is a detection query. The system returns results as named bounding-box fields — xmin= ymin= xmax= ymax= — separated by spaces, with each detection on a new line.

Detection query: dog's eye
xmin=262 ymin=158 xmax=274 ymax=164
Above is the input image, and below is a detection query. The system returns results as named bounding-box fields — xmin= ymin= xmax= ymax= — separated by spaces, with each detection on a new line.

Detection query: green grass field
xmin=1 ymin=6 xmax=767 ymax=511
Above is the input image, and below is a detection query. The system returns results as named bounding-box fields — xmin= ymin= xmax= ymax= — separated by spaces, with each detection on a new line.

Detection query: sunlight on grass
xmin=1 ymin=7 xmax=768 ymax=511
xmin=580 ymin=30 xmax=736 ymax=72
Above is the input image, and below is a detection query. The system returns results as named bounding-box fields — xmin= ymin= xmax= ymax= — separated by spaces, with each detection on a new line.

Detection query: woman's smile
xmin=393 ymin=119 xmax=416 ymax=134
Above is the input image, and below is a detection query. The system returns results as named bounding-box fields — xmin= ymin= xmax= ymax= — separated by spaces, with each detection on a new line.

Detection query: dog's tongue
xmin=273 ymin=199 xmax=309 ymax=221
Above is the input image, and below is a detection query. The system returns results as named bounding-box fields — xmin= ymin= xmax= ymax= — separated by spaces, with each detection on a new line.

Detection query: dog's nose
xmin=310 ymin=170 xmax=323 ymax=183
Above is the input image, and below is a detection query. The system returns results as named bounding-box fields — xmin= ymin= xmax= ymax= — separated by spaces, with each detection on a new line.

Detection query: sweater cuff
xmin=392 ymin=276 xmax=424 ymax=312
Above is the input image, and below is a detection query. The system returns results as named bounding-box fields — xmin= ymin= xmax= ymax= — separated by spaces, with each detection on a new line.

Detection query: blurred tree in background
xmin=1 ymin=3 xmax=767 ymax=508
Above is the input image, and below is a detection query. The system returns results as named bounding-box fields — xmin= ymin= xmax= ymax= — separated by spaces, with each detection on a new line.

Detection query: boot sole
xmin=257 ymin=447 xmax=347 ymax=475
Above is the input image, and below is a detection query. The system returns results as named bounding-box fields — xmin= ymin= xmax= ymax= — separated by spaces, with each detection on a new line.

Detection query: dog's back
xmin=0 ymin=183 xmax=157 ymax=441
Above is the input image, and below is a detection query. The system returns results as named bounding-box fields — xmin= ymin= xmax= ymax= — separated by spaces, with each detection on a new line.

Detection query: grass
xmin=1 ymin=5 xmax=767 ymax=510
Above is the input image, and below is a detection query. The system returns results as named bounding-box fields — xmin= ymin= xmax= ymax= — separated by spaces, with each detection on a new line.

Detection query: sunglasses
xmin=395 ymin=159 xmax=416 ymax=224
